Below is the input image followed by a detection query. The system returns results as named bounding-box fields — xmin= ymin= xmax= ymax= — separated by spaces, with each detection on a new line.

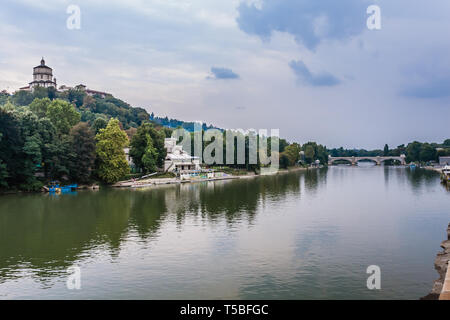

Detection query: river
xmin=0 ymin=165 xmax=449 ymax=299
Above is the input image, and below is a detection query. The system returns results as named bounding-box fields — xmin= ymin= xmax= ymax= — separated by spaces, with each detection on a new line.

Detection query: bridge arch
xmin=356 ymin=158 xmax=379 ymax=165
xmin=328 ymin=158 xmax=353 ymax=165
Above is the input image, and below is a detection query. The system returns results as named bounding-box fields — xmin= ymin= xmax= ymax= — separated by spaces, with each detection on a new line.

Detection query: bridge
xmin=328 ymin=155 xmax=406 ymax=166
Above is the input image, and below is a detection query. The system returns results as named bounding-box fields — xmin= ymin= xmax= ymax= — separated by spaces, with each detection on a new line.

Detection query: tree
xmin=92 ymin=117 xmax=108 ymax=134
xmin=304 ymin=145 xmax=315 ymax=164
xmin=69 ymin=123 xmax=96 ymax=183
xmin=46 ymin=99 xmax=81 ymax=135
xmin=279 ymin=153 xmax=290 ymax=169
xmin=443 ymin=139 xmax=450 ymax=147
xmin=283 ymin=143 xmax=302 ymax=166
xmin=11 ymin=90 xmax=33 ymax=106
xmin=0 ymin=133 xmax=8 ymax=188
xmin=383 ymin=144 xmax=389 ymax=156
xmin=29 ymin=97 xmax=51 ymax=118
xmin=142 ymin=138 xmax=158 ymax=173
xmin=67 ymin=89 xmax=86 ymax=108
xmin=96 ymin=118 xmax=130 ymax=184
xmin=406 ymin=141 xmax=422 ymax=163
xmin=130 ymin=122 xmax=166 ymax=173
xmin=419 ymin=143 xmax=436 ymax=162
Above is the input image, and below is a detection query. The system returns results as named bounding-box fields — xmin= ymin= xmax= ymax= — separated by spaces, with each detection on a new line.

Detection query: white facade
xmin=164 ymin=138 xmax=200 ymax=172
xmin=123 ymin=148 xmax=134 ymax=166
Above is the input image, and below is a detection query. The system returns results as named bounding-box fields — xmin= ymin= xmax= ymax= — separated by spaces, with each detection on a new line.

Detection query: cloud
xmin=237 ymin=0 xmax=367 ymax=50
xmin=289 ymin=60 xmax=340 ymax=86
xmin=402 ymin=79 xmax=450 ymax=99
xmin=401 ymin=59 xmax=450 ymax=99
xmin=209 ymin=67 xmax=240 ymax=79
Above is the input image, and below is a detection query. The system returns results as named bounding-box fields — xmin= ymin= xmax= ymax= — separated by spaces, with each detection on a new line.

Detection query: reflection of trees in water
xmin=303 ymin=168 xmax=327 ymax=196
xmin=0 ymin=172 xmax=304 ymax=283
xmin=0 ymin=190 xmax=131 ymax=283
xmin=128 ymin=188 xmax=168 ymax=240
xmin=404 ymin=168 xmax=440 ymax=193
xmin=158 ymin=172 xmax=302 ymax=227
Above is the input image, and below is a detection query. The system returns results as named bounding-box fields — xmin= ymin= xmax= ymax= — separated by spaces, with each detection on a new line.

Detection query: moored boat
xmin=442 ymin=166 xmax=450 ymax=183
xmin=47 ymin=183 xmax=78 ymax=194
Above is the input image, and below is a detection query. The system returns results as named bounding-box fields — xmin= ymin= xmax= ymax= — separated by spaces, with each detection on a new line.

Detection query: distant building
xmin=164 ymin=138 xmax=200 ymax=172
xmin=19 ymin=58 xmax=110 ymax=97
xmin=74 ymin=84 xmax=110 ymax=98
xmin=20 ymin=58 xmax=57 ymax=91
xmin=439 ymin=156 xmax=450 ymax=166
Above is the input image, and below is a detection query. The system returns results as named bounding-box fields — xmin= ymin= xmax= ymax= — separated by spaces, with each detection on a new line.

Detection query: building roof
xmin=34 ymin=57 xmax=52 ymax=70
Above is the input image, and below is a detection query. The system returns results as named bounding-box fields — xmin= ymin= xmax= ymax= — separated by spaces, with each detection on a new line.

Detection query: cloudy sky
xmin=1 ymin=0 xmax=449 ymax=149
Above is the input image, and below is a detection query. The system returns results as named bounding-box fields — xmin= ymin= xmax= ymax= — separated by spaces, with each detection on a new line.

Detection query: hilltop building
xmin=19 ymin=58 xmax=109 ymax=97
xmin=20 ymin=57 xmax=57 ymax=91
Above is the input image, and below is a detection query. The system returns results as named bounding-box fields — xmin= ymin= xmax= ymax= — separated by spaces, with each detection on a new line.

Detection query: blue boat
xmin=47 ymin=183 xmax=78 ymax=194
xmin=410 ymin=164 xmax=416 ymax=169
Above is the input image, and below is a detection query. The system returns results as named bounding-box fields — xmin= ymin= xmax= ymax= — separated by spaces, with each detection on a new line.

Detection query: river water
xmin=0 ymin=165 xmax=449 ymax=299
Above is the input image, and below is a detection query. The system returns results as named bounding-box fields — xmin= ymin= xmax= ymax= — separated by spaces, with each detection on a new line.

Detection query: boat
xmin=47 ymin=183 xmax=78 ymax=194
xmin=409 ymin=164 xmax=417 ymax=169
xmin=442 ymin=166 xmax=450 ymax=183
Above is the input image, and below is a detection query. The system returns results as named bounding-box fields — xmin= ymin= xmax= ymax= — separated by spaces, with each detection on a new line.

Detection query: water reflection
xmin=0 ymin=170 xmax=305 ymax=283
xmin=0 ymin=167 xmax=447 ymax=299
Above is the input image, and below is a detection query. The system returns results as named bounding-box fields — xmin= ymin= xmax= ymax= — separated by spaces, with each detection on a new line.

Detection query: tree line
xmin=0 ymin=90 xmax=169 ymax=191
xmin=328 ymin=140 xmax=450 ymax=163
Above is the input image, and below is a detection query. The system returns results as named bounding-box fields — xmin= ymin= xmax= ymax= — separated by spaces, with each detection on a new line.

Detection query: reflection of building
xmin=164 ymin=138 xmax=200 ymax=172
xmin=20 ymin=57 xmax=57 ymax=91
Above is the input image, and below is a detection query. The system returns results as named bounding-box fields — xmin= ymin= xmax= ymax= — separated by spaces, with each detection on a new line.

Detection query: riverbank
xmin=112 ymin=166 xmax=312 ymax=189
xmin=422 ymin=223 xmax=450 ymax=300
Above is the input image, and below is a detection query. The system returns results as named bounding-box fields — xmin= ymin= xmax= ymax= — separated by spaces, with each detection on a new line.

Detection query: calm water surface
xmin=0 ymin=166 xmax=449 ymax=299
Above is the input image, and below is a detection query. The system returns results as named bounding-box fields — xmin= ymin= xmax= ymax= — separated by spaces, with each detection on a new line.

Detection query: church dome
xmin=34 ymin=57 xmax=52 ymax=71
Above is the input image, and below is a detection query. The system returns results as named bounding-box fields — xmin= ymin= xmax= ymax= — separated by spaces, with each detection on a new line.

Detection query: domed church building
xmin=21 ymin=57 xmax=57 ymax=91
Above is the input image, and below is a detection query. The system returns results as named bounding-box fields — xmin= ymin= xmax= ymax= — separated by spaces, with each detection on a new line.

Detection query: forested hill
xmin=1 ymin=87 xmax=150 ymax=129
xmin=151 ymin=114 xmax=221 ymax=132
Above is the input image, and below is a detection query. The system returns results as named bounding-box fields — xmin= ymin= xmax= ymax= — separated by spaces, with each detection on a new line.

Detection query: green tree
xmin=130 ymin=122 xmax=166 ymax=173
xmin=11 ymin=90 xmax=33 ymax=106
xmin=92 ymin=117 xmax=108 ymax=134
xmin=142 ymin=138 xmax=158 ymax=173
xmin=383 ymin=144 xmax=389 ymax=156
xmin=283 ymin=143 xmax=302 ymax=166
xmin=96 ymin=118 xmax=130 ymax=184
xmin=406 ymin=141 xmax=422 ymax=163
xmin=29 ymin=97 xmax=51 ymax=117
xmin=67 ymin=89 xmax=86 ymax=108
xmin=0 ymin=133 xmax=8 ymax=188
xmin=279 ymin=153 xmax=290 ymax=169
xmin=419 ymin=143 xmax=436 ymax=162
xmin=304 ymin=145 xmax=315 ymax=164
xmin=69 ymin=123 xmax=96 ymax=183
xmin=46 ymin=99 xmax=81 ymax=135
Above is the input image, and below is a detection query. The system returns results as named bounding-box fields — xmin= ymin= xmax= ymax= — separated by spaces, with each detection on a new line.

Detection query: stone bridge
xmin=328 ymin=155 xmax=406 ymax=166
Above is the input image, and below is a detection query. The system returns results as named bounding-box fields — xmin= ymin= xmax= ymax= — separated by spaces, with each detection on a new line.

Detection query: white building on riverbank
xmin=164 ymin=138 xmax=200 ymax=172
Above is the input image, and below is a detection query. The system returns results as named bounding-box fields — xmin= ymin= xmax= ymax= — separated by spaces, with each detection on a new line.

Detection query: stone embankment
xmin=422 ymin=223 xmax=450 ymax=300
